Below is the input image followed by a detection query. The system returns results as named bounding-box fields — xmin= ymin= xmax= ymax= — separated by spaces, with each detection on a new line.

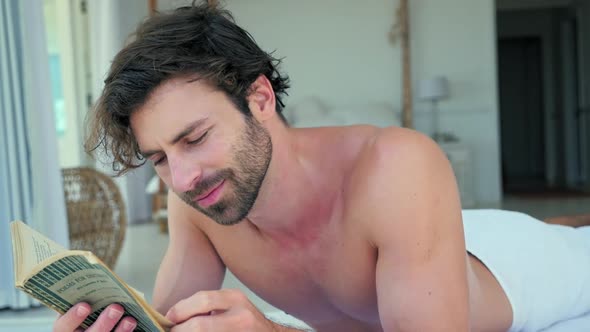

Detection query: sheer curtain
xmin=0 ymin=0 xmax=69 ymax=309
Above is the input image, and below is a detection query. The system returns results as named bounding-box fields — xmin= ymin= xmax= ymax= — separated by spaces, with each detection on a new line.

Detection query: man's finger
xmin=170 ymin=307 xmax=261 ymax=332
xmin=114 ymin=316 xmax=138 ymax=332
xmin=166 ymin=289 xmax=239 ymax=323
xmin=170 ymin=315 xmax=217 ymax=332
xmin=53 ymin=303 xmax=92 ymax=332
xmin=87 ymin=304 xmax=125 ymax=332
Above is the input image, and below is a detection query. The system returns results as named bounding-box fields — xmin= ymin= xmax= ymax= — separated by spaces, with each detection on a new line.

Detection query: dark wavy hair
xmin=85 ymin=1 xmax=290 ymax=175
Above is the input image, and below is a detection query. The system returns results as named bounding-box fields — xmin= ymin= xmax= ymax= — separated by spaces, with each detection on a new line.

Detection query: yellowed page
xmin=10 ymin=221 xmax=66 ymax=283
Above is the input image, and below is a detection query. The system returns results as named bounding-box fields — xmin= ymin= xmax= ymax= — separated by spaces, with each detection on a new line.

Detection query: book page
xmin=10 ymin=221 xmax=66 ymax=282
xmin=22 ymin=252 xmax=171 ymax=331
xmin=11 ymin=221 xmax=172 ymax=330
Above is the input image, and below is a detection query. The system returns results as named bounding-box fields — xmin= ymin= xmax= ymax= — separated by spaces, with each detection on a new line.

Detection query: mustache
xmin=181 ymin=169 xmax=232 ymax=201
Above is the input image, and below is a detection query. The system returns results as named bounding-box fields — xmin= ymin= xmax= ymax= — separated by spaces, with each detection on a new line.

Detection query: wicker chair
xmin=61 ymin=167 xmax=127 ymax=269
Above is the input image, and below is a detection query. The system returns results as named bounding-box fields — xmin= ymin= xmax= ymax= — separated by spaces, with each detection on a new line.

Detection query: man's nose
xmin=169 ymin=156 xmax=201 ymax=193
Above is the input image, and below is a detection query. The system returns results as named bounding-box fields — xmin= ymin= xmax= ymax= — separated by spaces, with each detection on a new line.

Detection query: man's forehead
xmin=142 ymin=76 xmax=211 ymax=109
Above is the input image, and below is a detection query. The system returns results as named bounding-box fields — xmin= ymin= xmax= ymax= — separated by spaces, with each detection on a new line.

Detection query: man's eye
xmin=187 ymin=131 xmax=208 ymax=145
xmin=154 ymin=156 xmax=167 ymax=166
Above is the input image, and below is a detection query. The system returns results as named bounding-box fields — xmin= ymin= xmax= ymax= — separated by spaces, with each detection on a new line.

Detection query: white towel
xmin=463 ymin=209 xmax=590 ymax=331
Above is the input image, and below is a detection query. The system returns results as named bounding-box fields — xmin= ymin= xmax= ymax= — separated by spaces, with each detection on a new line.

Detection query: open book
xmin=10 ymin=220 xmax=173 ymax=331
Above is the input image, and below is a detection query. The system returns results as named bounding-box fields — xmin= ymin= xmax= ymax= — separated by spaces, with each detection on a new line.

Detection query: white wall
xmin=229 ymin=0 xmax=401 ymax=109
xmin=222 ymin=0 xmax=502 ymax=205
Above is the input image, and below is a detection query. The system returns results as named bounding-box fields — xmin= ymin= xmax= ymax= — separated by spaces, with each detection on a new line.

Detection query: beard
xmin=179 ymin=116 xmax=272 ymax=226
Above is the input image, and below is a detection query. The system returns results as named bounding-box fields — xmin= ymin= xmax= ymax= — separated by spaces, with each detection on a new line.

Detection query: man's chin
xmin=200 ymin=204 xmax=247 ymax=226
xmin=180 ymin=193 xmax=250 ymax=226
xmin=213 ymin=217 xmax=244 ymax=226
xmin=208 ymin=211 xmax=245 ymax=226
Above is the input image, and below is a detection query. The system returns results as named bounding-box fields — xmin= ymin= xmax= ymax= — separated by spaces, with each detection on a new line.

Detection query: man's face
xmin=131 ymin=78 xmax=272 ymax=225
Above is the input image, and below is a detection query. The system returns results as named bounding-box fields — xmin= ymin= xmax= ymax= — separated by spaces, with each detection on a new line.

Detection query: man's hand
xmin=166 ymin=289 xmax=303 ymax=332
xmin=53 ymin=303 xmax=137 ymax=332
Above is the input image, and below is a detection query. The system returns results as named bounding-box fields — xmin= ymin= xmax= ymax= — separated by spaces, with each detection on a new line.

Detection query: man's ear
xmin=247 ymin=75 xmax=276 ymax=122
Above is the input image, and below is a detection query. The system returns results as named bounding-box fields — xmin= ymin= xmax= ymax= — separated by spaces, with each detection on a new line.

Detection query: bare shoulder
xmin=347 ymin=126 xmax=451 ymax=197
xmin=345 ymin=126 xmax=462 ymax=244
xmin=357 ymin=126 xmax=447 ymax=170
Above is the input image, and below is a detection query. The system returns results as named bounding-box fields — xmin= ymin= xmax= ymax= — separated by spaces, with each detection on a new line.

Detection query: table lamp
xmin=418 ymin=76 xmax=450 ymax=141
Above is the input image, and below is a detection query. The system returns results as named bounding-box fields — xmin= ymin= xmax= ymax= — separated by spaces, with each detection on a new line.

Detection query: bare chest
xmin=206 ymin=220 xmax=382 ymax=330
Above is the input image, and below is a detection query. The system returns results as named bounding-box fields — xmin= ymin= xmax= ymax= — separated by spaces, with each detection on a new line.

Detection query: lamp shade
xmin=418 ymin=76 xmax=450 ymax=101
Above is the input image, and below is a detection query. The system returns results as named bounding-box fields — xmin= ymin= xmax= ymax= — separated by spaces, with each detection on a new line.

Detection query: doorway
xmin=498 ymin=37 xmax=546 ymax=192
xmin=496 ymin=5 xmax=588 ymax=195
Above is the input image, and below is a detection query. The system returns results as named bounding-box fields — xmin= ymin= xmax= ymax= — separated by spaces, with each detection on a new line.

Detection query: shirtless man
xmin=54 ymin=3 xmax=590 ymax=332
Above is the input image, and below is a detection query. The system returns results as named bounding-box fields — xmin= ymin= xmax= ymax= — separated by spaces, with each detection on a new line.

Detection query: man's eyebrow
xmin=170 ymin=118 xmax=208 ymax=145
xmin=139 ymin=118 xmax=208 ymax=159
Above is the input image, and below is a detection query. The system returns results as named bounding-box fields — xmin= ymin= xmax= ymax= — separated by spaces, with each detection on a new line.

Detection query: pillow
xmin=284 ymin=96 xmax=336 ymax=127
xmin=334 ymin=102 xmax=400 ymax=127
xmin=285 ymin=96 xmax=400 ymax=128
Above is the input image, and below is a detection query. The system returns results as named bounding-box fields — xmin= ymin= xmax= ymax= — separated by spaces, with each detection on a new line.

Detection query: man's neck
xmin=245 ymin=127 xmax=341 ymax=248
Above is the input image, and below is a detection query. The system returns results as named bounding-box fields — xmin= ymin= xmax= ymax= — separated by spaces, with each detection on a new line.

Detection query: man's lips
xmin=194 ymin=180 xmax=224 ymax=201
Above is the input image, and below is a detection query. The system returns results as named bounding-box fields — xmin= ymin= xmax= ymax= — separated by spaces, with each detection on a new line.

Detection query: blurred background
xmin=1 ymin=0 xmax=589 ymax=330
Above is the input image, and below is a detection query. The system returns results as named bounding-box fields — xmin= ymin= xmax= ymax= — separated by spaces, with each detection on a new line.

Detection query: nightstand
xmin=438 ymin=142 xmax=476 ymax=208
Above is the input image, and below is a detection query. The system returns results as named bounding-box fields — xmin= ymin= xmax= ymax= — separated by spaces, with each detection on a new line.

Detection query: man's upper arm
xmin=152 ymin=191 xmax=226 ymax=314
xmin=363 ymin=129 xmax=470 ymax=331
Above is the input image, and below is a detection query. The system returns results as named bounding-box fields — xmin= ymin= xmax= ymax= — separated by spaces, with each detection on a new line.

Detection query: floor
xmin=499 ymin=194 xmax=590 ymax=220
xmin=1 ymin=195 xmax=588 ymax=331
